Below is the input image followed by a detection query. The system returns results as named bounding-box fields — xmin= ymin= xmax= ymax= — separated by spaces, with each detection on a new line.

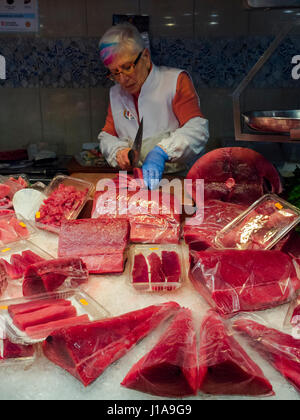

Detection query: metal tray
xmin=243 ymin=110 xmax=300 ymax=134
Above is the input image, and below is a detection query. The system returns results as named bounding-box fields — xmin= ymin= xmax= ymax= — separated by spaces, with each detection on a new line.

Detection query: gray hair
xmin=99 ymin=23 xmax=145 ymax=66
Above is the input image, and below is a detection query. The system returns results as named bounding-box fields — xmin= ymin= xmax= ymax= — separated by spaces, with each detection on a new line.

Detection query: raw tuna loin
xmin=198 ymin=310 xmax=273 ymax=396
xmin=233 ymin=318 xmax=300 ymax=393
xmin=58 ymin=218 xmax=129 ymax=274
xmin=43 ymin=302 xmax=180 ymax=386
xmin=22 ymin=257 xmax=89 ymax=296
xmin=189 ymin=249 xmax=300 ymax=316
xmin=121 ymin=308 xmax=198 ymax=397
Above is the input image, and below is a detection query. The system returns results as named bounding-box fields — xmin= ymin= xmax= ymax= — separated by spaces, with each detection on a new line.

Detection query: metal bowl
xmin=242 ymin=110 xmax=300 ymax=134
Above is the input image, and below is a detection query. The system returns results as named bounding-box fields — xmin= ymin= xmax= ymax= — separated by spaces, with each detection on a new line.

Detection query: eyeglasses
xmin=106 ymin=49 xmax=144 ymax=81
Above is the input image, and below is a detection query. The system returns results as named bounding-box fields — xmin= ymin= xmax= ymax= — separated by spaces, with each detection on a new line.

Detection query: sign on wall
xmin=0 ymin=0 xmax=39 ymax=32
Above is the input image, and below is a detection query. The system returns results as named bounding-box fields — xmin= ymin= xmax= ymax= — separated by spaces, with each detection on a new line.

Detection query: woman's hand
xmin=116 ymin=147 xmax=132 ymax=170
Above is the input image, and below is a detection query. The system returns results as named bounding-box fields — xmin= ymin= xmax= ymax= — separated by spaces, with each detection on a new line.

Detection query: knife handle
xmin=128 ymin=149 xmax=134 ymax=166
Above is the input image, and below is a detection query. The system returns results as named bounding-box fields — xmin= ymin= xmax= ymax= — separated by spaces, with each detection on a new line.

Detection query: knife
xmin=128 ymin=117 xmax=143 ymax=167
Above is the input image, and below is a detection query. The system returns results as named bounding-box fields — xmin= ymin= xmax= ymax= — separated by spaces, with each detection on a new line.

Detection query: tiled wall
xmin=0 ymin=0 xmax=299 ymax=163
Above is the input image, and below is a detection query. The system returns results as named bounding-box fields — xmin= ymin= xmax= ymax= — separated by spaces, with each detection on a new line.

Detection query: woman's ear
xmin=143 ymin=48 xmax=151 ymax=70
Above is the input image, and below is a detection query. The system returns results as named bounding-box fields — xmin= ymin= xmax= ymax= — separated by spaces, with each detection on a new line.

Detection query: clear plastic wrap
xmin=0 ymin=336 xmax=36 ymax=367
xmin=232 ymin=314 xmax=300 ymax=393
xmin=42 ymin=301 xmax=180 ymax=386
xmin=198 ymin=310 xmax=274 ymax=396
xmin=0 ymin=240 xmax=55 ymax=300
xmin=189 ymin=249 xmax=300 ymax=317
xmin=58 ymin=218 xmax=130 ymax=274
xmin=283 ymin=294 xmax=300 ymax=329
xmin=215 ymin=194 xmax=300 ymax=250
xmin=92 ymin=172 xmax=181 ymax=244
xmin=183 ymin=199 xmax=247 ymax=251
xmin=121 ymin=307 xmax=198 ymax=397
xmin=0 ymin=174 xmax=29 ymax=210
xmin=0 ymin=213 xmax=37 ymax=246
xmin=35 ymin=175 xmax=95 ymax=234
xmin=22 ymin=256 xmax=89 ymax=296
xmin=129 ymin=244 xmax=185 ymax=292
xmin=0 ymin=289 xmax=110 ymax=344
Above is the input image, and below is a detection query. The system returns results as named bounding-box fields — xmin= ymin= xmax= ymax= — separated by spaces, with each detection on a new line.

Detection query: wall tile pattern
xmin=0 ymin=0 xmax=299 ymax=161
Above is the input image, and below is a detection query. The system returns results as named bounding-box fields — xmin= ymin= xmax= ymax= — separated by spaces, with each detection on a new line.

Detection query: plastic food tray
xmin=214 ymin=194 xmax=300 ymax=250
xmin=0 ymin=336 xmax=37 ymax=368
xmin=0 ymin=240 xmax=55 ymax=277
xmin=35 ymin=175 xmax=95 ymax=234
xmin=129 ymin=244 xmax=185 ymax=292
xmin=0 ymin=289 xmax=110 ymax=345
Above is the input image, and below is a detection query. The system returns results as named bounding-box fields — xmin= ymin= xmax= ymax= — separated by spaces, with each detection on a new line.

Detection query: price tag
xmin=275 ymin=202 xmax=283 ymax=210
xmin=19 ymin=222 xmax=27 ymax=228
xmin=1 ymin=248 xmax=11 ymax=253
xmin=35 ymin=211 xmax=40 ymax=219
xmin=79 ymin=299 xmax=89 ymax=306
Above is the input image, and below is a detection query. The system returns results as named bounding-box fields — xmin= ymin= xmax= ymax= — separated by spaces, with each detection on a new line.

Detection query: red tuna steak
xmin=132 ymin=254 xmax=149 ymax=283
xmin=186 ymin=147 xmax=282 ymax=206
xmin=22 ymin=257 xmax=89 ymax=296
xmin=58 ymin=218 xmax=129 ymax=274
xmin=43 ymin=301 xmax=180 ymax=386
xmin=25 ymin=314 xmax=90 ymax=339
xmin=8 ymin=298 xmax=71 ymax=318
xmin=198 ymin=310 xmax=273 ymax=396
xmin=233 ymin=318 xmax=300 ymax=393
xmin=147 ymin=252 xmax=164 ymax=283
xmin=161 ymin=250 xmax=181 ymax=282
xmin=189 ymin=249 xmax=300 ymax=317
xmin=12 ymin=304 xmax=77 ymax=331
xmin=184 ymin=199 xmax=247 ymax=251
xmin=0 ymin=184 xmax=11 ymax=199
xmin=1 ymin=339 xmax=34 ymax=359
xmin=0 ymin=263 xmax=8 ymax=297
xmin=121 ymin=308 xmax=198 ymax=397
xmin=21 ymin=250 xmax=46 ymax=265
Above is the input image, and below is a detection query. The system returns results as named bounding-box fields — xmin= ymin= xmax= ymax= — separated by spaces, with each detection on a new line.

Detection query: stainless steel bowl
xmin=242 ymin=110 xmax=300 ymax=134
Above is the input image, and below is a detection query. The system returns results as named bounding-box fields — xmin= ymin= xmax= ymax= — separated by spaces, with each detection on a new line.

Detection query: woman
xmin=98 ymin=23 xmax=209 ymax=189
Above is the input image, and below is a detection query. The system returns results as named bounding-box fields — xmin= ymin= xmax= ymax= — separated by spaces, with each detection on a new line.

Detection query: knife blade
xmin=128 ymin=117 xmax=143 ymax=167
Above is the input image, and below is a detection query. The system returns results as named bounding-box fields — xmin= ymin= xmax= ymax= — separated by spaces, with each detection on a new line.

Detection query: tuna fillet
xmin=198 ymin=310 xmax=274 ymax=396
xmin=233 ymin=318 xmax=300 ymax=393
xmin=43 ymin=302 xmax=180 ymax=386
xmin=58 ymin=218 xmax=129 ymax=274
xmin=22 ymin=257 xmax=89 ymax=296
xmin=121 ymin=308 xmax=198 ymax=397
xmin=189 ymin=249 xmax=300 ymax=317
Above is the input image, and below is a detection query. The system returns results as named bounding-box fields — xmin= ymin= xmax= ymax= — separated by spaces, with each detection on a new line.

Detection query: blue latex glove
xmin=142 ymin=146 xmax=169 ymax=190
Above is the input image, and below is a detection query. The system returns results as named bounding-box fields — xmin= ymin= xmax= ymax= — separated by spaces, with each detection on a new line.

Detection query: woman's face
xmin=107 ymin=48 xmax=151 ymax=95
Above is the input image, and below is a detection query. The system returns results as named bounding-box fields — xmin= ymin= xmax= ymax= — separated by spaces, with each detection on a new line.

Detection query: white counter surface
xmin=0 ymin=229 xmax=299 ymax=401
